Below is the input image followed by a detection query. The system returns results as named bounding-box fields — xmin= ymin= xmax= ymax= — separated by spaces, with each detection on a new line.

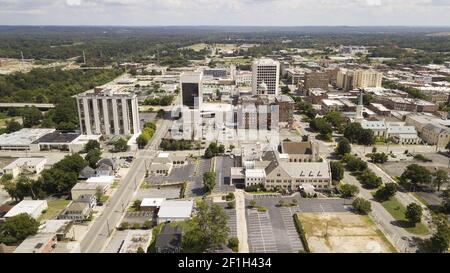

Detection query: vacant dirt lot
xmin=298 ymin=212 xmax=395 ymax=253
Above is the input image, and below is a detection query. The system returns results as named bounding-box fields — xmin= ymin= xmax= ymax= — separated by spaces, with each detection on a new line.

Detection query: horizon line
xmin=1 ymin=24 xmax=450 ymax=28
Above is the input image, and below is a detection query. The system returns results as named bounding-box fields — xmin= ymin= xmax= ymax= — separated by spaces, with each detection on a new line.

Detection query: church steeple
xmin=355 ymin=90 xmax=364 ymax=123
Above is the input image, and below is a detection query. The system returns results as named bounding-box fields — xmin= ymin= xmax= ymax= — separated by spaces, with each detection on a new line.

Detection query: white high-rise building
xmin=76 ymin=86 xmax=140 ymax=136
xmin=252 ymin=58 xmax=280 ymax=96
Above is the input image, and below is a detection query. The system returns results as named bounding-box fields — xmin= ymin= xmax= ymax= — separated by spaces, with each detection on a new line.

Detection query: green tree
xmin=425 ymin=214 xmax=450 ymax=253
xmin=330 ymin=161 xmax=344 ymax=182
xmin=442 ymin=190 xmax=450 ymax=214
xmin=249 ymin=200 xmax=257 ymax=208
xmin=405 ymin=203 xmax=423 ymax=226
xmin=358 ymin=170 xmax=382 ymax=189
xmin=85 ymin=149 xmax=102 ymax=168
xmin=21 ymin=106 xmax=42 ymax=128
xmin=0 ymin=213 xmax=40 ymax=245
xmin=346 ymin=156 xmax=368 ymax=172
xmin=228 ymin=237 xmax=239 ymax=252
xmin=310 ymin=118 xmax=332 ymax=139
xmin=144 ymin=121 xmax=157 ymax=130
xmin=5 ymin=120 xmax=22 ymax=133
xmin=434 ymin=170 xmax=449 ymax=192
xmin=340 ymin=184 xmax=359 ymax=198
xmin=374 ymin=183 xmax=397 ymax=201
xmin=335 ymin=137 xmax=351 ymax=156
xmin=203 ymin=172 xmax=216 ymax=194
xmin=400 ymin=164 xmax=432 ymax=191
xmin=352 ymin=197 xmax=372 ymax=215
xmin=114 ymin=138 xmax=128 ymax=152
xmin=369 ymin=152 xmax=388 ymax=164
xmin=84 ymin=140 xmax=100 ymax=153
xmin=182 ymin=201 xmax=230 ymax=253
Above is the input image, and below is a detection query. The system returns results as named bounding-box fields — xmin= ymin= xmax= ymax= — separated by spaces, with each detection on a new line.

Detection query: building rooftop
xmin=13 ymin=233 xmax=56 ymax=253
xmin=72 ymin=182 xmax=106 ymax=191
xmin=245 ymin=169 xmax=266 ymax=178
xmin=4 ymin=200 xmax=47 ymax=218
xmin=281 ymin=141 xmax=313 ymax=155
xmin=34 ymin=131 xmax=80 ymax=144
xmin=141 ymin=198 xmax=165 ymax=208
xmin=3 ymin=157 xmax=46 ymax=170
xmin=86 ymin=176 xmax=115 ymax=184
xmin=39 ymin=220 xmax=73 ymax=235
xmin=279 ymin=162 xmax=331 ymax=179
xmin=119 ymin=230 xmax=152 ymax=253
xmin=158 ymin=200 xmax=194 ymax=219
xmin=0 ymin=128 xmax=55 ymax=147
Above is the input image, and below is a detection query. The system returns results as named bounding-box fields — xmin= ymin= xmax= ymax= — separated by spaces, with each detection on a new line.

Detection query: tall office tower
xmin=252 ymin=58 xmax=280 ymax=96
xmin=76 ymin=87 xmax=140 ymax=136
xmin=336 ymin=68 xmax=355 ymax=91
xmin=352 ymin=69 xmax=383 ymax=89
xmin=180 ymin=72 xmax=203 ymax=109
xmin=304 ymin=71 xmax=330 ymax=91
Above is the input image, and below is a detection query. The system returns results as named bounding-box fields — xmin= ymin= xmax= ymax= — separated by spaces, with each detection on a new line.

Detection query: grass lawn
xmin=39 ymin=199 xmax=71 ymax=221
xmin=379 ymin=197 xmax=429 ymax=235
xmin=100 ymin=195 xmax=109 ymax=203
xmin=0 ymin=116 xmax=22 ymax=127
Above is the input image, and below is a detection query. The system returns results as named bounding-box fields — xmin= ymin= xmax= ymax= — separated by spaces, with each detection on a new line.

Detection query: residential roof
xmin=64 ymin=202 xmax=89 ymax=212
xmin=4 ymin=200 xmax=47 ymax=218
xmin=158 ymin=200 xmax=194 ymax=219
xmin=97 ymin=158 xmax=117 ymax=168
xmin=72 ymin=182 xmax=106 ymax=191
xmin=79 ymin=166 xmax=96 ymax=179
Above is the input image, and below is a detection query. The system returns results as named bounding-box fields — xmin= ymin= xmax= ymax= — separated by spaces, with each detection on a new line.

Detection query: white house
xmin=2 ymin=158 xmax=47 ymax=178
xmin=4 ymin=200 xmax=48 ymax=219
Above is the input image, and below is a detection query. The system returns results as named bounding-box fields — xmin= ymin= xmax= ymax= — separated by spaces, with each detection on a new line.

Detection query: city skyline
xmin=2 ymin=0 xmax=450 ymax=26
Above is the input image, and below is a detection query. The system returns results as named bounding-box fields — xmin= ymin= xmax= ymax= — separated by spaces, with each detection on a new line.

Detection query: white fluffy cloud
xmin=0 ymin=0 xmax=450 ymax=25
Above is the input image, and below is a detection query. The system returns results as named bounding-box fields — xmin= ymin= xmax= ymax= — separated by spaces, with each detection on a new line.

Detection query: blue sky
xmin=1 ymin=0 xmax=450 ymax=26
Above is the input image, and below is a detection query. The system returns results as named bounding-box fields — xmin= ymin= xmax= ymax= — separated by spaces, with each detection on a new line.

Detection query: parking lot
xmin=136 ymin=186 xmax=181 ymax=200
xmin=246 ymin=195 xmax=349 ymax=253
xmin=297 ymin=198 xmax=350 ymax=213
xmin=145 ymin=158 xmax=211 ymax=197
xmin=225 ymin=207 xmax=237 ymax=238
xmin=246 ymin=209 xmax=278 ymax=253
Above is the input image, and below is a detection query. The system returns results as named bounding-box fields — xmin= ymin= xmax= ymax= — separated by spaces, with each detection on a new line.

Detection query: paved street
xmin=344 ymin=172 xmax=420 ymax=252
xmin=80 ymin=118 xmax=172 ymax=253
xmin=352 ymin=145 xmax=434 ymax=229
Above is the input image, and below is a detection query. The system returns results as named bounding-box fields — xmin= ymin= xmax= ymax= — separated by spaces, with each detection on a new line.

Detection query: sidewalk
xmin=235 ymin=189 xmax=249 ymax=253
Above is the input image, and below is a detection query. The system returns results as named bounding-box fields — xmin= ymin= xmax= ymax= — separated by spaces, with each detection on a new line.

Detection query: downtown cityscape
xmin=0 ymin=1 xmax=450 ymax=264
